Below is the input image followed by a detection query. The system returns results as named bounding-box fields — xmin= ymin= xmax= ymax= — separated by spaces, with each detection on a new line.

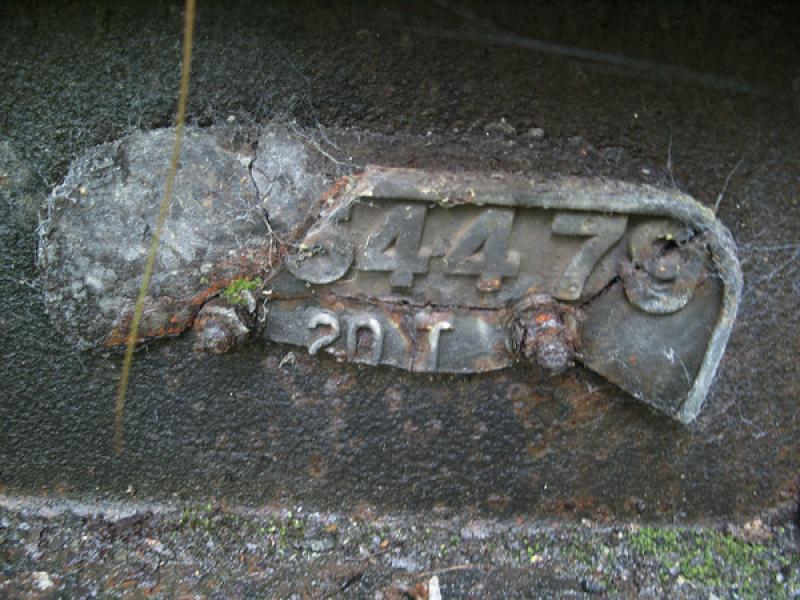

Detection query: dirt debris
xmin=0 ymin=496 xmax=797 ymax=599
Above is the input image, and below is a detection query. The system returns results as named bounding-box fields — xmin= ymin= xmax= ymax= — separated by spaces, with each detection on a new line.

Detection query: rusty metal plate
xmin=262 ymin=166 xmax=742 ymax=423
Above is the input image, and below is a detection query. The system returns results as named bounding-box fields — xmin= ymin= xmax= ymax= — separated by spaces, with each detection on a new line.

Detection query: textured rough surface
xmin=250 ymin=125 xmax=341 ymax=235
xmin=37 ymin=126 xmax=343 ymax=349
xmin=0 ymin=138 xmax=44 ymax=228
xmin=38 ymin=128 xmax=261 ymax=348
xmin=1 ymin=0 xmax=799 ymax=530
xmin=0 ymin=495 xmax=797 ymax=599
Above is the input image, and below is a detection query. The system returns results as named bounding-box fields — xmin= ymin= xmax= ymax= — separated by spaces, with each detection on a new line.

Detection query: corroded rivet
xmin=510 ymin=307 xmax=575 ymax=374
xmin=192 ymin=301 xmax=252 ymax=354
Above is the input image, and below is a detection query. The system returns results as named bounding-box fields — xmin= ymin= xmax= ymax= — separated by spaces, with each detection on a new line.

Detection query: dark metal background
xmin=1 ymin=0 xmax=798 ymax=522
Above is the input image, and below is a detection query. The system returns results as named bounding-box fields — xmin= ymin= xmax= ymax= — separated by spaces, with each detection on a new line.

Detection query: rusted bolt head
xmin=511 ymin=309 xmax=574 ymax=374
xmin=192 ymin=301 xmax=252 ymax=354
xmin=194 ymin=319 xmax=237 ymax=354
xmin=533 ymin=336 xmax=573 ymax=373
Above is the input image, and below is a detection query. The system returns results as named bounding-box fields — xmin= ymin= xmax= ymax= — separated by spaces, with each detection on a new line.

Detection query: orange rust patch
xmin=103 ymin=252 xmax=273 ymax=348
xmin=534 ymin=312 xmax=556 ymax=324
xmin=190 ymin=280 xmax=227 ymax=307
xmin=319 ymin=175 xmax=353 ymax=205
xmin=105 ymin=319 xmax=187 ymax=348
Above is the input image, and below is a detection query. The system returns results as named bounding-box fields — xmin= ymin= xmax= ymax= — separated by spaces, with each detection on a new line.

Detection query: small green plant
xmin=222 ymin=277 xmax=262 ymax=305
xmin=522 ymin=537 xmax=545 ymax=563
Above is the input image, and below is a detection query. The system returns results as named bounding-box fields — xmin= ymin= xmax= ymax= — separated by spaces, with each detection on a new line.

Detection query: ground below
xmin=1 ymin=495 xmax=797 ymax=598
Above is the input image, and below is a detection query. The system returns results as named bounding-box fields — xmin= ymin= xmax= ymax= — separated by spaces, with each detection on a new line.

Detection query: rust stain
xmin=308 ymin=453 xmax=328 ymax=479
xmin=103 ymin=249 xmax=275 ymax=348
xmin=526 ymin=440 xmax=551 ymax=459
xmin=486 ymin=494 xmax=511 ymax=512
xmin=105 ymin=321 xmax=186 ymax=348
xmin=319 ymin=174 xmax=353 ymax=207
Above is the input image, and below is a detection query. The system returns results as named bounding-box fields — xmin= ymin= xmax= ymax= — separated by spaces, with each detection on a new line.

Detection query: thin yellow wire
xmin=115 ymin=0 xmax=197 ymax=456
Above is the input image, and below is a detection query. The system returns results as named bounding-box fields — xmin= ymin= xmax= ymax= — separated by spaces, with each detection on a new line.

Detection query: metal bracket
xmin=261 ymin=166 xmax=741 ymax=424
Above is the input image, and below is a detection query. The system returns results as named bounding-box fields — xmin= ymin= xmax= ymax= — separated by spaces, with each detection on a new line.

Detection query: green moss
xmin=221 ymin=277 xmax=261 ymax=305
xmin=628 ymin=526 xmax=794 ymax=595
xmin=175 ymin=504 xmax=310 ymax=558
xmin=178 ymin=501 xmax=218 ymax=532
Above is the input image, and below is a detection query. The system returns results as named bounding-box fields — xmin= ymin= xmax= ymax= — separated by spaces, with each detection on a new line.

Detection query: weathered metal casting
xmin=38 ymin=131 xmax=741 ymax=424
xmin=259 ymin=167 xmax=741 ymax=423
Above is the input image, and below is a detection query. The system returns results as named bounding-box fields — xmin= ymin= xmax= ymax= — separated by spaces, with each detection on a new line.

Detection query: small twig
xmin=666 ymin=134 xmax=677 ymax=189
xmin=338 ymin=569 xmax=365 ymax=593
xmin=115 ymin=0 xmax=196 ymax=456
xmin=323 ymin=547 xmax=392 ymax=599
xmin=714 ymin=155 xmax=745 ymax=213
xmin=748 ymin=246 xmax=800 ymax=286
xmin=401 ymin=26 xmax=762 ymax=95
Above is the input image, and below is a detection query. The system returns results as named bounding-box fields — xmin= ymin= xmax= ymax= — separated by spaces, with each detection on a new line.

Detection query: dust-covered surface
xmin=1 ymin=0 xmax=800 ymax=527
xmin=36 ymin=124 xmax=347 ymax=349
xmin=36 ymin=128 xmax=261 ymax=349
xmin=0 ymin=495 xmax=798 ymax=599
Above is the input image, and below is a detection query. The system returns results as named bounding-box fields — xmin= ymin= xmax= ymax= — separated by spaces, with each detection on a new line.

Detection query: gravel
xmin=0 ymin=495 xmax=797 ymax=598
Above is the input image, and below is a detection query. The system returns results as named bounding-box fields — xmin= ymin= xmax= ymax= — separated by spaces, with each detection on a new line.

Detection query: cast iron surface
xmin=1 ymin=0 xmax=798 ymax=522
